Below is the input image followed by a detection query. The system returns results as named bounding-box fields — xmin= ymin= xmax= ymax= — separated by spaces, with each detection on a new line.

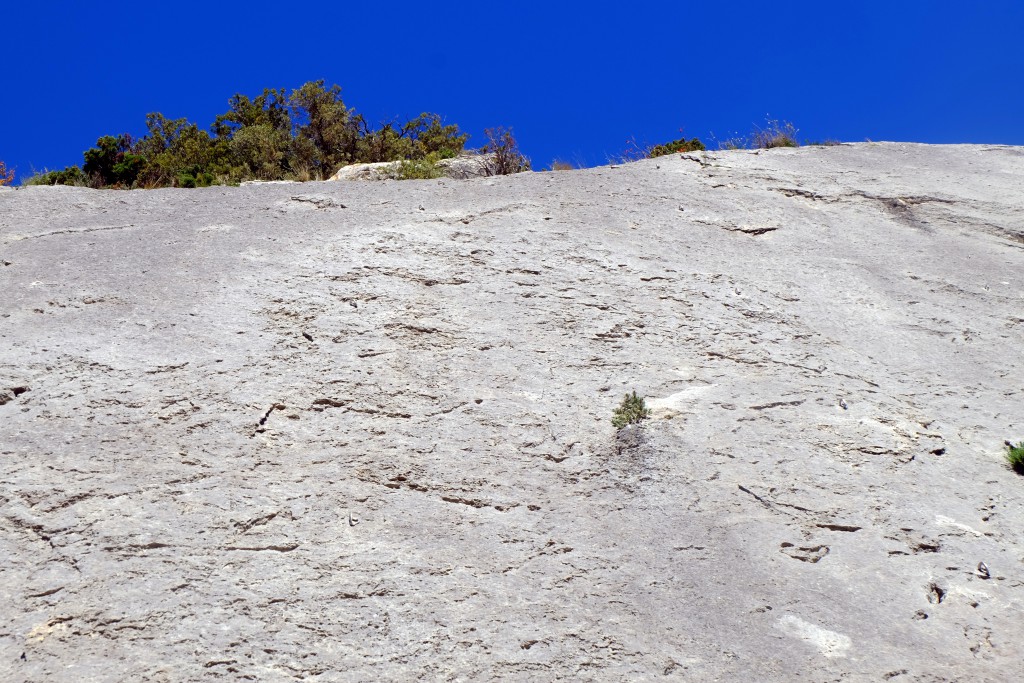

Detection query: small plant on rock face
xmin=1006 ymin=441 xmax=1024 ymax=474
xmin=0 ymin=160 xmax=14 ymax=185
xmin=394 ymin=158 xmax=443 ymax=180
xmin=751 ymin=118 xmax=800 ymax=149
xmin=612 ymin=391 xmax=651 ymax=430
xmin=615 ymin=129 xmax=705 ymax=162
xmin=648 ymin=133 xmax=705 ymax=158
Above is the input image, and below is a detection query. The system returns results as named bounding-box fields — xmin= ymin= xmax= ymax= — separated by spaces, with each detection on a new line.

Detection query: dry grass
xmin=715 ymin=118 xmax=805 ymax=150
xmin=751 ymin=119 xmax=800 ymax=148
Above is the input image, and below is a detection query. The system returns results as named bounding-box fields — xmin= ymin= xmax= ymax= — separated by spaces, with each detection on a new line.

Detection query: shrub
xmin=394 ymin=158 xmax=443 ymax=180
xmin=24 ymin=166 xmax=87 ymax=186
xmin=176 ymin=165 xmax=216 ymax=188
xmin=83 ymin=134 xmax=146 ymax=187
xmin=230 ymin=123 xmax=289 ymax=180
xmin=0 ymin=161 xmax=14 ymax=185
xmin=612 ymin=391 xmax=651 ymax=429
xmin=1006 ymin=441 xmax=1024 ymax=474
xmin=289 ymin=80 xmax=361 ymax=174
xmin=648 ymin=136 xmax=705 ymax=158
xmin=33 ymin=81 xmax=489 ymax=188
xmin=482 ymin=127 xmax=530 ymax=175
xmin=403 ymin=112 xmax=468 ymax=160
xmin=550 ymin=160 xmax=575 ymax=171
xmin=614 ymin=130 xmax=706 ymax=162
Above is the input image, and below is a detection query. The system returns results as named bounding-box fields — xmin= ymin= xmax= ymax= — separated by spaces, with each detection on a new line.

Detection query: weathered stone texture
xmin=1 ymin=143 xmax=1022 ymax=681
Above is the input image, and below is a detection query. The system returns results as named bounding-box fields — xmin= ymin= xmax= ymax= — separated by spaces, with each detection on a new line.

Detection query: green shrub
xmin=230 ymin=123 xmax=289 ymax=180
xmin=614 ymin=130 xmax=706 ymax=162
xmin=394 ymin=158 xmax=443 ymax=180
xmin=648 ymin=136 xmax=705 ymax=158
xmin=612 ymin=391 xmax=651 ymax=429
xmin=176 ymin=166 xmax=216 ymax=188
xmin=1006 ymin=441 xmax=1024 ymax=474
xmin=404 ymin=112 xmax=468 ymax=160
xmin=289 ymin=80 xmax=364 ymax=175
xmin=83 ymin=134 xmax=146 ymax=187
xmin=24 ymin=166 xmax=87 ymax=186
xmin=35 ymin=81 xmax=485 ymax=189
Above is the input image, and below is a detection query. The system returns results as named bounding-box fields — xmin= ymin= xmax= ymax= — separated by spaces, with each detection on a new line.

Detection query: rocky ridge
xmin=1 ymin=143 xmax=1023 ymax=681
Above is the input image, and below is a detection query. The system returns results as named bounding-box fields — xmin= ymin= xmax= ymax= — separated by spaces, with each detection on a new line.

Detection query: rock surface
xmin=1 ymin=143 xmax=1023 ymax=681
xmin=328 ymin=153 xmax=498 ymax=181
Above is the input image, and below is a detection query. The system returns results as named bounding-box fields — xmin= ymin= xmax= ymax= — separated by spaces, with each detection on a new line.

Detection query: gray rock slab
xmin=1 ymin=143 xmax=1022 ymax=680
xmin=329 ymin=153 xmax=500 ymax=181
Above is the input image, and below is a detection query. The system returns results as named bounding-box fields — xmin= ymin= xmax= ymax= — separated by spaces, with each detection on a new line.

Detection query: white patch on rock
xmin=777 ymin=615 xmax=852 ymax=658
xmin=935 ymin=515 xmax=984 ymax=537
xmin=648 ymin=385 xmax=714 ymax=418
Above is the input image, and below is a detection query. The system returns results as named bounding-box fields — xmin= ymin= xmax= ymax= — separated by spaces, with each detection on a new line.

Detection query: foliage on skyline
xmin=28 ymin=81 xmax=471 ymax=188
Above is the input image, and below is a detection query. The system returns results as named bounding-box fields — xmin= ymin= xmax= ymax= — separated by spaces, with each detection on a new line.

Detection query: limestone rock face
xmin=328 ymin=152 xmax=499 ymax=181
xmin=328 ymin=159 xmax=401 ymax=180
xmin=1 ymin=143 xmax=1023 ymax=681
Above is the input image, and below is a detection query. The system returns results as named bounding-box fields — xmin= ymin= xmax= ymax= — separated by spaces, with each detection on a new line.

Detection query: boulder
xmin=328 ymin=153 xmax=501 ymax=181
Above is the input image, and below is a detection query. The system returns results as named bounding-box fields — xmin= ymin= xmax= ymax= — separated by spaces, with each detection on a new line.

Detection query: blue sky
xmin=2 ymin=1 xmax=1022 ymax=181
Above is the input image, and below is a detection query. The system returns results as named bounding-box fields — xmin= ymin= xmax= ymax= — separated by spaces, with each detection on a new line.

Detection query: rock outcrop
xmin=328 ymin=152 xmax=499 ymax=181
xmin=1 ymin=143 xmax=1022 ymax=681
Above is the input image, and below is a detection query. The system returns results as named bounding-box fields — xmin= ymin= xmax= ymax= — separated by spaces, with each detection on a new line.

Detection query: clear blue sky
xmin=2 ymin=1 xmax=1022 ymax=181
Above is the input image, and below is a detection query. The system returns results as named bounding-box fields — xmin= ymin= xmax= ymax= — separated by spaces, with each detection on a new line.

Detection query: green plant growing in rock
xmin=612 ymin=391 xmax=651 ymax=429
xmin=614 ymin=130 xmax=705 ymax=162
xmin=1006 ymin=441 xmax=1024 ymax=474
xmin=394 ymin=158 xmax=444 ymax=180
xmin=24 ymin=165 xmax=88 ymax=186
xmin=648 ymin=135 xmax=705 ymax=158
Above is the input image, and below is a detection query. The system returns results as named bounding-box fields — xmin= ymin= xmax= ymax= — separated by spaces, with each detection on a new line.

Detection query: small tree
xmin=230 ymin=124 xmax=289 ymax=180
xmin=289 ymin=80 xmax=361 ymax=176
xmin=405 ymin=113 xmax=468 ymax=159
xmin=212 ymin=88 xmax=291 ymax=140
xmin=612 ymin=391 xmax=651 ymax=429
xmin=133 ymin=113 xmax=220 ymax=187
xmin=357 ymin=120 xmax=414 ymax=163
xmin=482 ymin=127 xmax=529 ymax=175
xmin=83 ymin=134 xmax=146 ymax=187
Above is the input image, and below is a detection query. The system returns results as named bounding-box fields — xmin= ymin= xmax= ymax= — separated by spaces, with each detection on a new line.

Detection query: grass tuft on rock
xmin=1006 ymin=441 xmax=1024 ymax=474
xmin=612 ymin=391 xmax=651 ymax=430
